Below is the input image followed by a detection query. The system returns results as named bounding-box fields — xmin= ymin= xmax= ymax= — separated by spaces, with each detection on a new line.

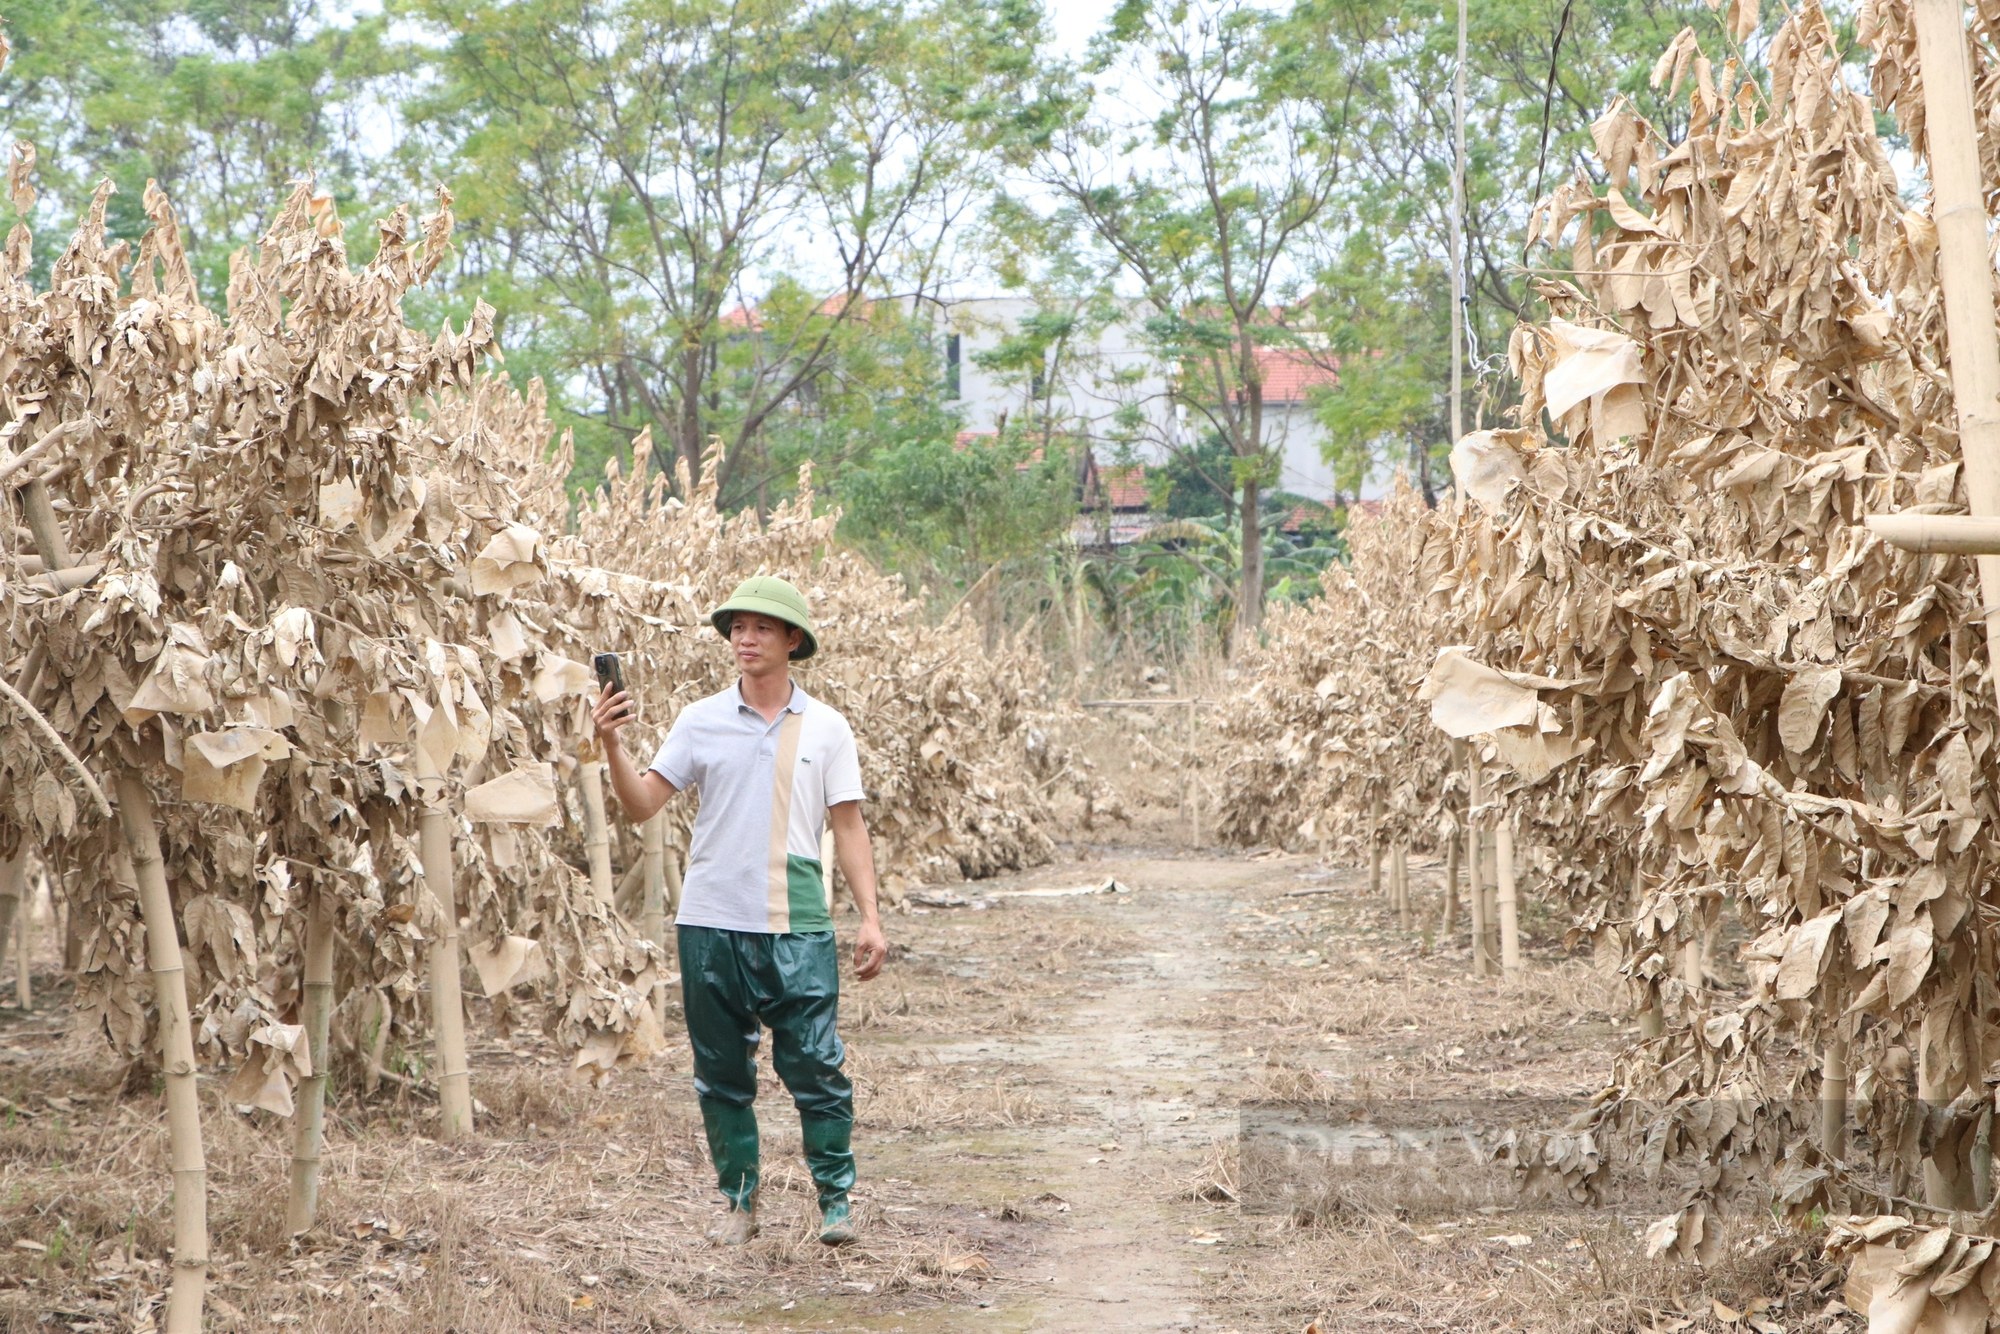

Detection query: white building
xmin=923 ymin=296 xmax=1347 ymax=503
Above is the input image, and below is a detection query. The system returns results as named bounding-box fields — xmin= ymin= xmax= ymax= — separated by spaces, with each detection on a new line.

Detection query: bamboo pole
xmin=1863 ymin=513 xmax=2000 ymax=554
xmin=363 ymin=989 xmax=391 ymax=1097
xmin=1369 ymin=788 xmax=1384 ymax=897
xmin=1822 ymin=1031 xmax=1849 ymax=1158
xmin=13 ymin=887 xmax=29 ymax=1008
xmin=0 ymin=854 xmax=20 ymax=1004
xmin=1681 ymin=938 xmax=1702 ymax=992
xmin=1440 ymin=830 xmax=1460 ymax=937
xmin=1467 ymin=756 xmax=1490 ymax=976
xmin=1909 ymin=0 xmax=2000 ymax=672
xmin=286 ymin=884 xmax=335 ymax=1233
xmin=642 ymin=811 xmax=668 ymax=1025
xmin=1904 ymin=3 xmax=2000 ymax=1206
xmin=666 ymin=842 xmax=684 ymax=916
xmin=1638 ymin=985 xmax=1664 ymax=1038
xmin=419 ymin=796 xmax=473 ymax=1140
xmin=1495 ymin=808 xmax=1521 ymax=977
xmin=1394 ymin=844 xmax=1411 ymax=932
xmin=113 ymin=776 xmax=206 ymax=1333
xmin=1186 ymin=702 xmax=1202 ymax=847
xmin=578 ymin=761 xmax=616 ymax=906
xmin=18 ymin=477 xmax=73 ymax=572
xmin=1630 ymin=862 xmax=1665 ymax=1038
xmin=1449 ymin=0 xmax=1466 ymax=447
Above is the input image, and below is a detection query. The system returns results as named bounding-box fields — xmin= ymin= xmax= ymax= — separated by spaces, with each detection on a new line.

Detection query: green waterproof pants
xmin=678 ymin=925 xmax=855 ymax=1210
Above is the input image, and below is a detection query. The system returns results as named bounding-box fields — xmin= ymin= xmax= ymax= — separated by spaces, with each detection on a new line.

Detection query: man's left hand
xmin=853 ymin=918 xmax=887 ymax=981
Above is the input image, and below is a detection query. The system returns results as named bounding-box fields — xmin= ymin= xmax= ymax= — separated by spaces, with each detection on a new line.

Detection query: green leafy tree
xmin=1027 ymin=0 xmax=1352 ymax=647
xmin=1 ymin=0 xmax=405 ymax=294
xmin=404 ymin=0 xmax=1044 ymax=493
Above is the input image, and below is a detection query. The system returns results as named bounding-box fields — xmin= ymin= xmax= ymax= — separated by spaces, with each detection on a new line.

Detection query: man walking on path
xmin=593 ymin=575 xmax=889 ymax=1246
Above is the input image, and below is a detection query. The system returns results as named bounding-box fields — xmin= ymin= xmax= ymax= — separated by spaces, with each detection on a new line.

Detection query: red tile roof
xmin=1281 ymin=500 xmax=1337 ymax=532
xmin=1099 ymin=464 xmax=1149 ymax=510
xmin=1252 ymin=348 xmax=1339 ymax=404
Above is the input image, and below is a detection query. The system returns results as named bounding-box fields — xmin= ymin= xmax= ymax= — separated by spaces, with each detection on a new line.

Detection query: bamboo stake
xmin=1681 ymin=938 xmax=1701 ymax=992
xmin=0 ymin=855 xmax=19 ymax=1004
xmin=1822 ymin=1031 xmax=1849 ymax=1158
xmin=1495 ymin=808 xmax=1521 ymax=977
xmin=1394 ymin=843 xmax=1411 ymax=931
xmin=666 ymin=842 xmax=684 ymax=916
xmin=1440 ymin=830 xmax=1460 ymax=937
xmin=1638 ymin=985 xmax=1664 ymax=1039
xmin=578 ymin=761 xmax=616 ymax=906
xmin=642 ymin=811 xmax=667 ymax=1025
xmin=286 ymin=884 xmax=335 ymax=1234
xmin=1186 ymin=702 xmax=1202 ymax=847
xmin=1369 ymin=787 xmax=1384 ymax=897
xmin=1910 ymin=0 xmax=2000 ymax=673
xmin=113 ymin=775 xmax=206 ymax=1333
xmin=18 ymin=477 xmax=73 ymax=571
xmin=1449 ymin=0 xmax=1466 ymax=447
xmin=1863 ymin=513 xmax=2000 ymax=554
xmin=420 ymin=796 xmax=473 ymax=1140
xmin=1467 ymin=757 xmax=1490 ymax=976
xmin=13 ymin=875 xmax=29 ymax=1009
xmin=1909 ymin=13 xmax=2000 ymax=1182
xmin=363 ymin=988 xmax=391 ymax=1097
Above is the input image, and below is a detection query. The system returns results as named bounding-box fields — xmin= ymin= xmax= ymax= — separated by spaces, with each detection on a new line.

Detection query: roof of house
xmin=1098 ymin=464 xmax=1149 ymax=511
xmin=1280 ymin=500 xmax=1337 ymax=533
xmin=1254 ymin=348 xmax=1339 ymax=404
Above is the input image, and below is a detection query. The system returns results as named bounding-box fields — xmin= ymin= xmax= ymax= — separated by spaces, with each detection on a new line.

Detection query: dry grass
xmin=0 ymin=845 xmax=1854 ymax=1334
xmin=0 ymin=991 xmax=1047 ymax=1332
xmin=849 ymin=1049 xmax=1059 ymax=1131
xmin=845 ymin=910 xmax=1142 ymax=1035
xmin=1192 ymin=1203 xmax=1844 ymax=1333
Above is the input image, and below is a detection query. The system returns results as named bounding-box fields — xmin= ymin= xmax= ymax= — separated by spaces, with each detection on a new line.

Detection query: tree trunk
xmin=642 ymin=811 xmax=668 ymax=1026
xmin=420 ymin=802 xmax=473 ymax=1140
xmin=579 ymin=762 xmax=616 ymax=906
xmin=1238 ymin=471 xmax=1264 ymax=639
xmin=112 ymin=775 xmax=207 ymax=1334
xmin=679 ymin=340 xmax=706 ymax=491
xmin=286 ymin=884 xmax=335 ymax=1234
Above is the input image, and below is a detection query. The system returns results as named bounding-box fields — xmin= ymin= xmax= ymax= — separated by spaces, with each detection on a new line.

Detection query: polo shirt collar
xmin=733 ymin=679 xmax=811 ymax=715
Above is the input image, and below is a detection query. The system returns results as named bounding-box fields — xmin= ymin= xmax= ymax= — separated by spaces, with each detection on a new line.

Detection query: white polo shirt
xmin=649 ymin=681 xmax=865 ymax=934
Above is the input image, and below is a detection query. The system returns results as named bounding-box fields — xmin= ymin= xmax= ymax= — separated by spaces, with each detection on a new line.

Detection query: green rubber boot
xmin=701 ymin=1099 xmax=761 ymax=1242
xmin=801 ymin=1113 xmax=857 ymax=1245
xmin=818 ymin=1195 xmax=855 ymax=1246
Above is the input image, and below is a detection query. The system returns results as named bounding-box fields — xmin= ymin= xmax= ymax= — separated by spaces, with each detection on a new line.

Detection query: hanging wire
xmin=1527 ymin=0 xmax=1576 ymax=251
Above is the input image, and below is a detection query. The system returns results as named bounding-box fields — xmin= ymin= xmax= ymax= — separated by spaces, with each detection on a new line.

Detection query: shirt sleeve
xmin=823 ymin=718 xmax=866 ymax=805
xmin=648 ymin=709 xmax=699 ymax=791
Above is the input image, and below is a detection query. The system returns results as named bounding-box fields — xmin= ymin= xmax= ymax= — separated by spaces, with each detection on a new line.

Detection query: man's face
xmin=731 ymin=612 xmax=803 ymax=677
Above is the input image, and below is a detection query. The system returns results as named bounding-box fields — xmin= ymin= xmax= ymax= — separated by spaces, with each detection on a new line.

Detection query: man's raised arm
xmin=592 ymin=684 xmax=675 ymax=823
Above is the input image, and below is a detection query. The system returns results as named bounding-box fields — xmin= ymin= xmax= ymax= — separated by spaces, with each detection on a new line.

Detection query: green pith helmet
xmin=711 ymin=576 xmax=818 ymax=660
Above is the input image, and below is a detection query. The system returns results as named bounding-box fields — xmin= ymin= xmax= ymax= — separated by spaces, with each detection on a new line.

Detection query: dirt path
xmin=0 ymin=842 xmax=1841 ymax=1333
xmin=700 ymin=845 xmax=1274 ymax=1334
xmin=871 ymin=851 xmax=1264 ymax=1334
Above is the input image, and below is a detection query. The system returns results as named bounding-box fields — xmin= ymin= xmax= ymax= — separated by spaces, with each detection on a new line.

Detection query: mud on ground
xmin=1 ymin=840 xmax=1848 ymax=1333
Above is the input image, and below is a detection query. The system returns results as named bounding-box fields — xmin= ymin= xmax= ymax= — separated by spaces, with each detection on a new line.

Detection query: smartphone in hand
xmin=594 ymin=653 xmax=633 ymax=720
